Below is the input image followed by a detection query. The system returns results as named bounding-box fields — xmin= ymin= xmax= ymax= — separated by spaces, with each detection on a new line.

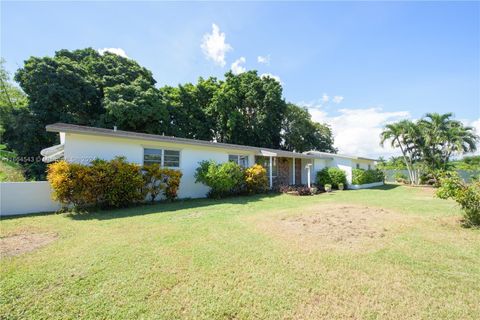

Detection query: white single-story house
xmin=41 ymin=123 xmax=378 ymax=198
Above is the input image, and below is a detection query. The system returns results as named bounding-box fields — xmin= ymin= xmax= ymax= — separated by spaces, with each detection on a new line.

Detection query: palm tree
xmin=380 ymin=120 xmax=418 ymax=184
xmin=419 ymin=113 xmax=478 ymax=169
xmin=443 ymin=121 xmax=478 ymax=163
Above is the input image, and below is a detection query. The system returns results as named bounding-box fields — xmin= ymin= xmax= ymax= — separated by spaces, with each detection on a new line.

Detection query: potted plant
xmin=310 ymin=187 xmax=318 ymax=194
xmin=324 ymin=184 xmax=332 ymax=192
xmin=338 ymin=183 xmax=344 ymax=190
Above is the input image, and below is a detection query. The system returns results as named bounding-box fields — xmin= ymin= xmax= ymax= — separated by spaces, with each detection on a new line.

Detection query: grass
xmin=0 ymin=160 xmax=25 ymax=182
xmin=1 ymin=185 xmax=479 ymax=319
xmin=0 ymin=146 xmax=25 ymax=182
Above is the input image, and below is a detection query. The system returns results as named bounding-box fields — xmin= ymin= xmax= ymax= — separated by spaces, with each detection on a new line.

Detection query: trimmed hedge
xmin=352 ymin=168 xmax=384 ymax=185
xmin=315 ymin=167 xmax=347 ymax=189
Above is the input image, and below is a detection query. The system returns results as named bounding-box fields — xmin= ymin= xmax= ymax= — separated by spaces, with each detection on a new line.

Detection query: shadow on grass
xmin=0 ymin=211 xmax=56 ymax=221
xmin=67 ymin=193 xmax=282 ymax=221
xmin=343 ymin=184 xmax=401 ymax=191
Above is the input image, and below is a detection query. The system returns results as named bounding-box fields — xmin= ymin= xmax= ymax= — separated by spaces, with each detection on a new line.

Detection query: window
xmin=144 ymin=148 xmax=180 ymax=167
xmin=368 ymin=164 xmax=371 ymax=170
xmin=255 ymin=156 xmax=277 ymax=177
xmin=164 ymin=150 xmax=180 ymax=167
xmin=356 ymin=163 xmax=360 ymax=169
xmin=228 ymin=155 xmax=249 ymax=168
xmin=144 ymin=148 xmax=162 ymax=165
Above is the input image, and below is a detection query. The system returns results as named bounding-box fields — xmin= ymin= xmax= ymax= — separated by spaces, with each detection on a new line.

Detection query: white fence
xmin=0 ymin=181 xmax=61 ymax=216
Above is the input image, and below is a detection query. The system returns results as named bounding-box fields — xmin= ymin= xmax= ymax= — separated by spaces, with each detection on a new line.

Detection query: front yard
xmin=1 ymin=185 xmax=479 ymax=319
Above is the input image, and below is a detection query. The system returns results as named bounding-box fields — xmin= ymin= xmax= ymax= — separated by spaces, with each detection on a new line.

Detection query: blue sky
xmin=1 ymin=1 xmax=479 ymax=157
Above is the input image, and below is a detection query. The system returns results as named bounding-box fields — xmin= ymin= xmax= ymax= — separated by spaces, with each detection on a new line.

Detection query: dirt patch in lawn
xmin=0 ymin=232 xmax=58 ymax=258
xmin=253 ymin=204 xmax=411 ymax=250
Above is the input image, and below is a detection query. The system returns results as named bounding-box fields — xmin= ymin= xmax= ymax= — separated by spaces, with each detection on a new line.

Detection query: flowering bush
xmin=161 ymin=168 xmax=182 ymax=201
xmin=142 ymin=165 xmax=182 ymax=202
xmin=244 ymin=164 xmax=268 ymax=194
xmin=48 ymin=157 xmax=146 ymax=210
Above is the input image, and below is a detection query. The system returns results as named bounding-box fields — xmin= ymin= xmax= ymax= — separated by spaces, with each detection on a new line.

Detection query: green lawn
xmin=1 ymin=185 xmax=479 ymax=319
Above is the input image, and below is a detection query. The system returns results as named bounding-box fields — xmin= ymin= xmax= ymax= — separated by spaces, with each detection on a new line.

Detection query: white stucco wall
xmin=352 ymin=159 xmax=376 ymax=170
xmin=63 ymin=133 xmax=257 ymax=199
xmin=0 ymin=182 xmax=61 ymax=216
xmin=325 ymin=157 xmax=354 ymax=184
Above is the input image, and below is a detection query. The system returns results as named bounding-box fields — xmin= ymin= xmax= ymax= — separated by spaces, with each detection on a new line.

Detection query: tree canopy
xmin=2 ymin=48 xmax=336 ymax=179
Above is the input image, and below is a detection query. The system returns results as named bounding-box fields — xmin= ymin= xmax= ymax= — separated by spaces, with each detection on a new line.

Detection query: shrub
xmin=141 ymin=165 xmax=182 ymax=202
xmin=393 ymin=172 xmax=409 ymax=184
xmin=324 ymin=184 xmax=332 ymax=192
xmin=352 ymin=168 xmax=384 ymax=185
xmin=437 ymin=173 xmax=480 ymax=227
xmin=244 ymin=164 xmax=268 ymax=194
xmin=338 ymin=183 xmax=344 ymax=190
xmin=316 ymin=167 xmax=347 ymax=189
xmin=194 ymin=160 xmax=245 ymax=198
xmin=142 ymin=164 xmax=165 ymax=202
xmin=278 ymin=184 xmax=312 ymax=196
xmin=162 ymin=168 xmax=182 ymax=201
xmin=48 ymin=157 xmax=146 ymax=210
xmin=97 ymin=157 xmax=145 ymax=208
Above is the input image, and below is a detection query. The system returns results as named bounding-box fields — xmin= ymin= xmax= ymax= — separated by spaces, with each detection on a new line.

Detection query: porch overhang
xmin=41 ymin=144 xmax=64 ymax=163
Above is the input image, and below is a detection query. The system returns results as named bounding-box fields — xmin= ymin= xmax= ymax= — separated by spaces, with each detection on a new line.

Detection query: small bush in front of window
xmin=195 ymin=160 xmax=245 ymax=198
xmin=142 ymin=165 xmax=182 ymax=202
xmin=316 ymin=167 xmax=347 ymax=189
xmin=352 ymin=168 xmax=384 ymax=185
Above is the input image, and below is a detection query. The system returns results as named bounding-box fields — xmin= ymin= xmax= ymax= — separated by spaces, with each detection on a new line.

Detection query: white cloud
xmin=257 ymin=55 xmax=270 ymax=64
xmin=321 ymin=93 xmax=329 ymax=104
xmin=231 ymin=57 xmax=246 ymax=75
xmin=332 ymin=96 xmax=344 ymax=104
xmin=97 ymin=48 xmax=129 ymax=58
xmin=303 ymin=104 xmax=411 ymax=158
xmin=201 ymin=24 xmax=232 ymax=67
xmin=260 ymin=73 xmax=281 ymax=83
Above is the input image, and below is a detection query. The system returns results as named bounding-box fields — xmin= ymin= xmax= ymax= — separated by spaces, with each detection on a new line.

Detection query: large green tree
xmin=281 ymin=103 xmax=336 ymax=153
xmin=160 ymin=77 xmax=219 ymax=140
xmin=0 ymin=60 xmax=28 ymax=144
xmin=208 ymin=71 xmax=287 ymax=148
xmin=7 ymin=48 xmax=162 ymax=178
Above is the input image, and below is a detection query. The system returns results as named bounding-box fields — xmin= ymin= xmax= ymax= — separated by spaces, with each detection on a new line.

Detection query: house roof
xmin=304 ymin=150 xmax=377 ymax=162
xmin=46 ymin=123 xmax=328 ymax=160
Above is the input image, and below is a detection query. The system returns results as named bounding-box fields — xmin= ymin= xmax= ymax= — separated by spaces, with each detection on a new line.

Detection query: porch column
xmin=292 ymin=157 xmax=296 ymax=185
xmin=269 ymin=156 xmax=273 ymax=189
xmin=307 ymin=164 xmax=311 ymax=188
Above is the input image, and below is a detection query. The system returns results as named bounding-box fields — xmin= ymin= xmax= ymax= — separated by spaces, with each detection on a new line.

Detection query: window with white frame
xmin=144 ymin=148 xmax=180 ymax=167
xmin=228 ymin=154 xmax=249 ymax=167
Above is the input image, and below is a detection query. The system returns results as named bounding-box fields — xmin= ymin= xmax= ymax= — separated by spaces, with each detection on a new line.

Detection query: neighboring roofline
xmin=46 ymin=123 xmax=327 ymax=159
xmin=303 ymin=150 xmax=377 ymax=162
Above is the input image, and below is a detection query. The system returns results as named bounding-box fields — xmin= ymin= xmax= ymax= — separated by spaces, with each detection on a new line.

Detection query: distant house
xmin=41 ymin=123 xmax=378 ymax=198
